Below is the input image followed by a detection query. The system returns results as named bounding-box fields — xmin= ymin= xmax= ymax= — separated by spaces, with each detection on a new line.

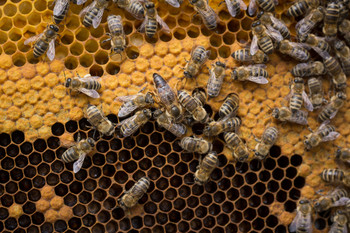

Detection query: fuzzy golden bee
xmin=118 ymin=177 xmax=150 ymax=211
xmin=194 ymin=151 xmax=218 ymax=185
xmin=207 ymin=61 xmax=226 ymax=98
xmin=190 ymin=0 xmax=218 ymax=30
xmin=80 ymin=0 xmax=109 ymax=28
xmin=203 ymin=117 xmax=241 ymax=137
xmin=329 ymin=210 xmax=348 ymax=233
xmin=336 ymin=147 xmax=350 ymax=163
xmin=258 ymin=11 xmax=290 ymax=40
xmin=286 ymin=0 xmax=320 ymax=17
xmin=253 ymin=126 xmax=278 ymax=160
xmin=307 ymin=77 xmax=326 ymax=110
xmin=295 ymin=6 xmax=324 ymax=36
xmin=314 ymin=187 xmax=349 ymax=212
xmin=291 ymin=61 xmax=325 ymax=77
xmin=271 ymin=107 xmax=308 ymax=125
xmin=339 ymin=19 xmax=350 ymax=46
xmin=180 ymin=137 xmax=213 ymax=154
xmin=304 ymin=123 xmax=340 ymax=151
xmin=289 ymin=199 xmax=313 ymax=233
xmin=224 ymin=132 xmax=249 ymax=162
xmin=53 ymin=0 xmax=70 ymax=24
xmin=64 ymin=73 xmax=101 ymax=98
xmin=219 ymin=92 xmax=239 ymax=119
xmin=248 ymin=0 xmax=277 ymax=16
xmin=153 ymin=109 xmax=187 ymax=138
xmin=184 ymin=46 xmax=211 ymax=79
xmin=192 ymin=87 xmax=207 ymax=106
xmin=231 ymin=48 xmax=269 ymax=64
xmin=116 ymin=109 xmax=152 ymax=137
xmin=103 ymin=15 xmax=127 ymax=57
xmin=334 ymin=39 xmax=350 ymax=76
xmin=222 ymin=0 xmax=247 ymax=18
xmin=278 ymin=40 xmax=310 ymax=62
xmin=251 ymin=21 xmax=282 ymax=55
xmin=86 ymin=104 xmax=115 ymax=136
xmin=300 ymin=34 xmax=331 ymax=55
xmin=178 ymin=90 xmax=209 ymax=123
xmin=114 ymin=0 xmax=145 ymax=20
xmin=323 ymin=0 xmax=340 ymax=38
xmin=320 ymin=168 xmax=350 ymax=186
xmin=231 ymin=65 xmax=269 ymax=84
xmin=288 ymin=77 xmax=314 ymax=112
xmin=318 ymin=92 xmax=346 ymax=122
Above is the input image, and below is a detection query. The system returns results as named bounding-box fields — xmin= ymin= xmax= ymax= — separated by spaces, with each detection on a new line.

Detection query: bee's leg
xmin=77 ymin=132 xmax=81 ymax=142
xmin=307 ymin=127 xmax=313 ymax=133
xmin=218 ymin=1 xmax=225 ymax=6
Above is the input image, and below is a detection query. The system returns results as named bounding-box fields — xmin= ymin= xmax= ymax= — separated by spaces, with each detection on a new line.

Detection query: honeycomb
xmin=0 ymin=0 xmax=349 ymax=232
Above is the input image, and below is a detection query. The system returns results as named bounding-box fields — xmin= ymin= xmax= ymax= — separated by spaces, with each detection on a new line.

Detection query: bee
xmin=329 ymin=210 xmax=348 ymax=233
xmin=118 ymin=177 xmax=150 ymax=211
xmin=194 ymin=151 xmax=218 ymax=185
xmin=304 ymin=122 xmax=340 ymax=151
xmin=64 ymin=73 xmax=101 ymax=98
xmin=165 ymin=0 xmax=183 ymax=7
xmin=53 ymin=0 xmax=70 ymax=24
xmin=24 ymin=24 xmax=59 ymax=61
xmin=178 ymin=90 xmax=209 ymax=123
xmin=258 ymin=11 xmax=290 ymax=40
xmin=271 ymin=107 xmax=308 ymax=125
xmin=334 ymin=39 xmax=350 ymax=76
xmin=231 ymin=48 xmax=269 ymax=64
xmin=289 ymin=199 xmax=313 ymax=233
xmin=219 ymin=92 xmax=239 ymax=119
xmin=323 ymin=0 xmax=340 ymax=38
xmin=221 ymin=0 xmax=247 ymax=18
xmin=153 ymin=109 xmax=187 ymax=137
xmin=153 ymin=73 xmax=183 ymax=122
xmin=338 ymin=19 xmax=350 ymax=46
xmin=114 ymin=0 xmax=145 ymax=20
xmin=207 ymin=61 xmax=226 ymax=98
xmin=288 ymin=77 xmax=314 ymax=112
xmin=320 ymin=169 xmax=350 ymax=186
xmin=102 ymin=15 xmax=126 ymax=57
xmin=184 ymin=46 xmax=211 ymax=79
xmin=286 ymin=0 xmax=320 ymax=17
xmin=61 ymin=135 xmax=95 ymax=173
xmin=86 ymin=104 xmax=115 ymax=136
xmin=307 ymin=77 xmax=326 ymax=110
xmin=338 ymin=0 xmax=349 ymax=21
xmin=336 ymin=147 xmax=350 ymax=163
xmin=278 ymin=40 xmax=310 ymax=62
xmin=224 ymin=132 xmax=249 ymax=162
xmin=203 ymin=117 xmax=241 ymax=137
xmin=295 ymin=7 xmax=324 ymax=36
xmin=139 ymin=1 xmax=170 ymax=38
xmin=116 ymin=109 xmax=152 ymax=137
xmin=253 ymin=126 xmax=278 ymax=160
xmin=248 ymin=0 xmax=277 ymax=16
xmin=231 ymin=65 xmax=269 ymax=84
xmin=300 ymin=34 xmax=331 ymax=55
xmin=192 ymin=87 xmax=207 ymax=106
xmin=190 ymin=0 xmax=218 ymax=30
xmin=116 ymin=87 xmax=154 ymax=118
xmin=80 ymin=0 xmax=109 ymax=28
xmin=314 ymin=187 xmax=349 ymax=212
xmin=291 ymin=61 xmax=325 ymax=77
xmin=320 ymin=52 xmax=342 ymax=77
xmin=318 ymin=92 xmax=347 ymax=122
xmin=251 ymin=21 xmax=282 ymax=55
xmin=180 ymin=137 xmax=213 ymax=154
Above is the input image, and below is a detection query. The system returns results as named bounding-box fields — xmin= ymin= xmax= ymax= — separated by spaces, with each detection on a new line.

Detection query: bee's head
xmin=271 ymin=108 xmax=279 ymax=119
xmin=143 ymin=109 xmax=152 ymax=119
xmin=215 ymin=61 xmax=226 ymax=68
xmin=184 ymin=71 xmax=193 ymax=78
xmin=334 ymin=40 xmax=344 ymax=50
xmin=231 ymin=70 xmax=238 ymax=80
xmin=299 ymin=199 xmax=309 ymax=205
xmin=257 ymin=10 xmax=264 ymax=19
xmin=337 ymin=92 xmax=347 ymax=100
xmin=64 ymin=78 xmax=72 ymax=87
xmin=336 ymin=148 xmax=342 ymax=159
xmin=87 ymin=138 xmax=95 ymax=147
xmin=145 ymin=2 xmax=154 ymax=9
xmin=153 ymin=109 xmax=163 ymax=119
xmin=294 ymin=77 xmax=304 ymax=83
xmin=49 ymin=24 xmax=59 ymax=32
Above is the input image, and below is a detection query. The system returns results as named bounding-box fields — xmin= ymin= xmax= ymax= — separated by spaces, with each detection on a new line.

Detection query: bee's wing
xmin=74 ymin=0 xmax=88 ymax=5
xmin=250 ymin=35 xmax=259 ymax=55
xmin=329 ymin=222 xmax=343 ymax=233
xmin=305 ymin=214 xmax=312 ymax=233
xmin=118 ymin=105 xmax=138 ymax=118
xmin=92 ymin=8 xmax=105 ymax=28
xmin=117 ymin=114 xmax=139 ymax=137
xmin=138 ymin=17 xmax=147 ymax=33
xmin=79 ymin=1 xmax=96 ymax=17
xmin=247 ymin=64 xmax=267 ymax=68
xmin=246 ymin=76 xmax=269 ymax=84
xmin=302 ymin=91 xmax=314 ymax=112
xmin=24 ymin=33 xmax=43 ymax=45
xmin=53 ymin=0 xmax=69 ymax=15
xmin=79 ymin=88 xmax=100 ymax=98
xmin=266 ymin=25 xmax=283 ymax=42
xmin=165 ymin=0 xmax=180 ymax=7
xmin=270 ymin=15 xmax=288 ymax=31
xmin=116 ymin=95 xmax=138 ymax=103
xmin=156 ymin=15 xmax=170 ymax=33
xmin=248 ymin=0 xmax=257 ymax=15
xmin=225 ymin=0 xmax=238 ymax=17
xmin=78 ymin=76 xmax=100 ymax=81
xmin=46 ymin=39 xmax=56 ymax=61
xmin=289 ymin=211 xmax=300 ymax=232
xmin=290 ymin=109 xmax=308 ymax=125
xmin=321 ymin=131 xmax=340 ymax=142
xmin=239 ymin=0 xmax=247 ymax=10
xmin=73 ymin=152 xmax=87 ymax=173
xmin=331 ymin=197 xmax=350 ymax=207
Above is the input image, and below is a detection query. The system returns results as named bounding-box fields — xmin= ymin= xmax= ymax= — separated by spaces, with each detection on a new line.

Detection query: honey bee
xmin=253 ymin=126 xmax=278 ymax=160
xmin=295 ymin=7 xmax=324 ymax=36
xmin=165 ymin=0 xmax=183 ymax=7
xmin=320 ymin=169 xmax=350 ymax=186
xmin=334 ymin=39 xmax=350 ymax=76
xmin=153 ymin=109 xmax=187 ymax=137
xmin=203 ymin=117 xmax=241 ymax=137
xmin=336 ymin=147 xmax=350 ymax=163
xmin=80 ymin=0 xmax=109 ymax=28
xmin=139 ymin=1 xmax=170 ymax=38
xmin=304 ymin=122 xmax=340 ymax=151
xmin=221 ymin=0 xmax=247 ymax=18
xmin=153 ymin=73 xmax=183 ymax=122
xmin=180 ymin=137 xmax=213 ymax=154
xmin=184 ymin=46 xmax=211 ymax=79
xmin=288 ymin=77 xmax=314 ymax=112
xmin=248 ymin=0 xmax=277 ymax=16
xmin=219 ymin=92 xmax=239 ymax=119
xmin=24 ymin=24 xmax=59 ymax=61
xmin=118 ymin=177 xmax=150 ymax=211
xmin=64 ymin=73 xmax=101 ymax=98
xmin=314 ymin=187 xmax=349 ymax=212
xmin=114 ymin=0 xmax=145 ymax=20
xmin=61 ymin=135 xmax=95 ymax=173
xmin=329 ymin=210 xmax=348 ymax=233
xmin=278 ymin=40 xmax=310 ymax=62
xmin=86 ymin=104 xmax=115 ymax=136
xmin=291 ymin=61 xmax=325 ymax=77
xmin=300 ymin=34 xmax=331 ymax=55
xmin=194 ymin=151 xmax=218 ymax=185
xmin=231 ymin=65 xmax=269 ymax=84
xmin=251 ymin=21 xmax=283 ymax=55
xmin=271 ymin=107 xmax=308 ymax=125
xmin=207 ymin=61 xmax=226 ymax=98
xmin=318 ymin=92 xmax=347 ymax=122
xmin=286 ymin=0 xmax=320 ymax=17
xmin=192 ymin=87 xmax=207 ymax=106
xmin=323 ymin=0 xmax=340 ymax=38
xmin=338 ymin=19 xmax=350 ymax=46
xmin=53 ymin=0 xmax=70 ymax=24
xmin=307 ymin=77 xmax=326 ymax=110
xmin=116 ymin=87 xmax=154 ymax=118
xmin=258 ymin=11 xmax=290 ymax=40
xmin=116 ymin=109 xmax=152 ymax=137
xmin=289 ymin=199 xmax=313 ymax=233
xmin=338 ymin=0 xmax=349 ymax=20
xmin=190 ymin=0 xmax=218 ymax=30
xmin=320 ymin=52 xmax=342 ymax=76
xmin=224 ymin=132 xmax=249 ymax=162
xmin=231 ymin=48 xmax=269 ymax=64
xmin=178 ymin=90 xmax=209 ymax=123
xmin=102 ymin=15 xmax=126 ymax=57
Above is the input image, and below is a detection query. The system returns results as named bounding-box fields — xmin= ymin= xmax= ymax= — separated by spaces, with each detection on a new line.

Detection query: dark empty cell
xmin=166 ymin=153 xmax=179 ymax=165
xmin=264 ymin=158 xmax=276 ymax=170
xmin=0 ymin=170 xmax=10 ymax=183
xmin=15 ymin=191 xmax=26 ymax=204
xmin=139 ymin=158 xmax=152 ymax=171
xmin=24 ymin=165 xmax=36 ymax=178
xmin=132 ymin=147 xmax=144 ymax=160
xmin=74 ymin=204 xmax=87 ymax=217
xmin=250 ymin=159 xmax=262 ymax=171
xmin=284 ymin=200 xmax=297 ymax=212
xmin=165 ymin=223 xmax=177 ymax=233
xmin=159 ymin=142 xmax=171 ymax=155
xmin=133 ymin=171 xmax=147 ymax=183
xmin=240 ymin=185 xmax=253 ymax=198
xmin=98 ymin=210 xmax=111 ymax=223
xmin=170 ymin=175 xmax=182 ymax=188
xmin=135 ymin=134 xmax=148 ymax=148
xmin=23 ymin=202 xmax=36 ymax=215
xmin=33 ymin=175 xmax=45 ymax=188
xmin=150 ymin=132 xmax=162 ymax=144
xmin=191 ymin=123 xmax=204 ymax=135
xmin=294 ymin=176 xmax=305 ymax=188
xmin=51 ymin=160 xmax=64 ymax=173
xmin=32 ymin=212 xmax=44 ymax=225
xmin=89 ymin=166 xmax=101 ymax=178
xmin=190 ymin=219 xmax=202 ymax=230
xmin=275 ymin=225 xmax=287 ymax=233
xmin=277 ymin=156 xmax=289 ymax=168
xmin=315 ymin=218 xmax=326 ymax=230
xmin=0 ymin=148 xmax=4 ymax=160
xmin=29 ymin=152 xmax=42 ymax=165
xmin=110 ymin=138 xmax=122 ymax=151
xmin=209 ymin=204 xmax=221 ymax=215
xmin=69 ymin=181 xmax=82 ymax=195
xmin=129 ymin=216 xmax=142 ymax=229
xmin=226 ymin=223 xmax=238 ymax=233
xmin=123 ymin=137 xmax=135 ymax=149
xmin=78 ymin=118 xmax=91 ymax=131
xmin=27 ymin=226 xmax=39 ymax=233
xmin=291 ymin=154 xmax=302 ymax=166
xmin=184 ymin=173 xmax=194 ymax=185
xmin=195 ymin=206 xmax=207 ymax=218
xmin=123 ymin=161 xmax=137 ymax=173
xmin=7 ymin=144 xmax=19 ymax=157
xmin=119 ymin=218 xmax=131 ymax=231
xmin=249 ymin=195 xmax=261 ymax=207
xmin=223 ymin=164 xmax=235 ymax=177
xmin=143 ymin=202 xmax=157 ymax=214
xmin=94 ymin=189 xmax=107 ymax=202
xmin=179 ymin=185 xmax=191 ymax=198
xmin=2 ymin=157 xmax=14 ymax=170
xmin=174 ymin=198 xmax=186 ymax=210
xmin=232 ymin=174 xmax=244 ymax=187
xmin=160 ymin=200 xmax=172 ymax=212
xmin=46 ymin=173 xmax=59 ymax=186
xmin=106 ymin=220 xmax=118 ymax=233
xmin=272 ymin=168 xmax=284 ymax=180
xmin=266 ymin=215 xmax=278 ymax=228
xmin=0 ymin=133 xmax=11 ymax=146
xmin=286 ymin=167 xmax=297 ymax=179
xmin=181 ymin=152 xmax=194 ymax=163
xmin=150 ymin=190 xmax=163 ymax=203
xmin=178 ymin=221 xmax=189 ymax=232
xmin=200 ymin=194 xmax=212 ymax=206
xmin=245 ymin=172 xmax=258 ymax=184
xmin=156 ymin=212 xmax=168 ymax=224
xmin=15 ymin=155 xmax=28 ymax=168
xmin=235 ymin=198 xmax=248 ymax=210
xmin=217 ymin=153 xmax=227 ymax=167
xmin=54 ymin=220 xmax=67 ymax=232
xmin=52 ymin=122 xmax=65 ymax=136
xmin=214 ymin=191 xmax=226 ymax=203
xmin=68 ymin=217 xmax=81 ymax=230
xmin=164 ymin=188 xmax=177 ymax=200
xmin=55 ymin=184 xmax=68 ymax=197
xmin=0 ymin=184 xmax=3 ymax=195
xmin=280 ymin=179 xmax=292 ymax=191
xmin=187 ymin=196 xmax=200 ymax=209
xmin=83 ymin=214 xmax=96 ymax=227
xmin=0 ymin=207 xmax=8 ymax=220
xmin=43 ymin=150 xmax=55 ymax=163
xmin=38 ymin=163 xmax=50 ymax=176
xmin=118 ymin=150 xmax=131 ymax=162
xmin=231 ymin=211 xmax=243 ymax=223
xmin=20 ymin=142 xmax=33 ymax=154
xmin=227 ymin=187 xmax=239 ymax=201
xmin=103 ymin=197 xmax=116 ymax=210
xmin=55 ymin=147 xmax=66 ymax=160
xmin=19 ymin=215 xmax=31 ymax=227
xmin=257 ymin=205 xmax=269 ymax=218
xmin=164 ymin=131 xmax=177 ymax=142
xmin=239 ymin=221 xmax=251 ymax=233
xmin=289 ymin=188 xmax=301 ymax=200
xmin=217 ymin=213 xmax=229 ymax=225
xmin=92 ymin=153 xmax=105 ymax=166
xmin=34 ymin=139 xmax=47 ymax=152
xmin=75 ymin=169 xmax=88 ymax=181
xmin=203 ymin=216 xmax=215 ymax=228
xmin=96 ymin=141 xmax=109 ymax=153
xmin=222 ymin=201 xmax=234 ymax=213
xmin=88 ymin=201 xmax=101 ymax=214
xmin=161 ymin=165 xmax=174 ymax=177
xmin=252 ymin=218 xmax=265 ymax=230
xmin=107 ymin=114 xmax=118 ymax=124
xmin=182 ymin=208 xmax=194 ymax=220
xmin=60 ymin=171 xmax=73 ymax=184
xmin=175 ymin=162 xmax=188 ymax=175
xmin=172 ymin=140 xmax=182 ymax=152
xmin=141 ymin=122 xmax=154 ymax=134
xmin=259 ymin=170 xmax=271 ymax=181
xmin=263 ymin=192 xmax=274 ymax=204
xmin=65 ymin=120 xmax=78 ymax=133
xmin=109 ymin=183 xmax=123 ymax=197
xmin=99 ymin=177 xmax=111 ymax=189
xmin=79 ymin=191 xmax=92 ymax=204
xmin=269 ymin=145 xmax=281 ymax=158
xmin=19 ymin=178 xmax=32 ymax=191
xmin=28 ymin=189 xmax=41 ymax=201
xmin=106 ymin=152 xmax=118 ymax=164
xmin=154 ymin=156 xmax=166 ymax=167
xmin=244 ymin=208 xmax=257 ymax=221
xmin=211 ymin=168 xmax=222 ymax=181
xmin=267 ymin=180 xmax=279 ymax=192
xmin=112 ymin=207 xmax=125 ymax=220
xmin=47 ymin=137 xmax=60 ymax=149
xmin=5 ymin=217 xmax=17 ymax=230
